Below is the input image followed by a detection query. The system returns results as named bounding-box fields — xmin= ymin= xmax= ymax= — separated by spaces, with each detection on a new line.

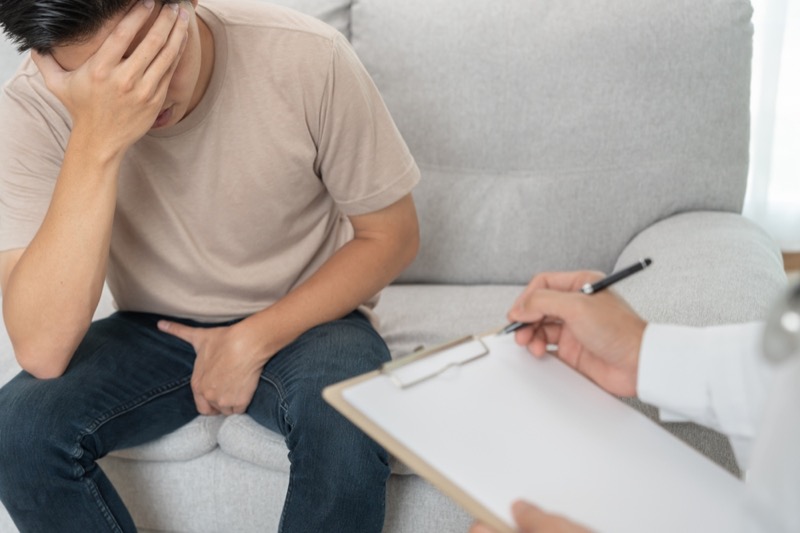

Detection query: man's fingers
xmin=158 ymin=320 xmax=197 ymax=345
xmin=97 ymin=0 xmax=158 ymax=66
xmin=125 ymin=3 xmax=185 ymax=79
xmin=142 ymin=7 xmax=189 ymax=89
xmin=193 ymin=392 xmax=219 ymax=416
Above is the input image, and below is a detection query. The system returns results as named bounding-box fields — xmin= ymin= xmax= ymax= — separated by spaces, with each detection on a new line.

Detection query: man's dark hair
xmin=0 ymin=0 xmax=180 ymax=53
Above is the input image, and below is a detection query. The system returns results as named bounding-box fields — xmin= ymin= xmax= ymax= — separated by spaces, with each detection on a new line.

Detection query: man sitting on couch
xmin=0 ymin=0 xmax=419 ymax=531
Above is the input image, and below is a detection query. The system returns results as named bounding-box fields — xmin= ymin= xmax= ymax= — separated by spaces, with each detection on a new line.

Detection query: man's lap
xmin=248 ymin=311 xmax=391 ymax=437
xmin=0 ymin=310 xmax=389 ymax=456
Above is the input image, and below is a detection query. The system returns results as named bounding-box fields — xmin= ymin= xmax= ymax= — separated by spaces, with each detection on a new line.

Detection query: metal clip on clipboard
xmin=380 ymin=336 xmax=490 ymax=389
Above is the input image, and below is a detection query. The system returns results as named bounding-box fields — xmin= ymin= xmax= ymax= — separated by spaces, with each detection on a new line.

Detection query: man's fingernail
xmin=144 ymin=0 xmax=155 ymax=9
xmin=180 ymin=7 xmax=189 ymax=20
xmin=169 ymin=2 xmax=180 ymax=13
xmin=158 ymin=320 xmax=169 ymax=330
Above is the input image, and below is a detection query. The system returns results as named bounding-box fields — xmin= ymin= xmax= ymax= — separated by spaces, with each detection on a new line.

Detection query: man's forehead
xmin=50 ymin=1 xmax=163 ymax=70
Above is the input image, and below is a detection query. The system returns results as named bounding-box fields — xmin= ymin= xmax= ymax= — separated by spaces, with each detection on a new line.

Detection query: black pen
xmin=499 ymin=258 xmax=653 ymax=336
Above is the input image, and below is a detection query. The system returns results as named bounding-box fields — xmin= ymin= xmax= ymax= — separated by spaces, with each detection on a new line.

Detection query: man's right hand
xmin=3 ymin=1 xmax=188 ymax=378
xmin=31 ymin=0 xmax=189 ymax=162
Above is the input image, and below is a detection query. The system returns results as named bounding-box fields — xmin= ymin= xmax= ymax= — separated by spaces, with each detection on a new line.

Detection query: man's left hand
xmin=158 ymin=320 xmax=267 ymax=416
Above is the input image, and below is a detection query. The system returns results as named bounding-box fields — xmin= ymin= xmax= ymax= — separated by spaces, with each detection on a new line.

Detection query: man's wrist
xmin=232 ymin=309 xmax=301 ymax=367
xmin=68 ymin=124 xmax=130 ymax=168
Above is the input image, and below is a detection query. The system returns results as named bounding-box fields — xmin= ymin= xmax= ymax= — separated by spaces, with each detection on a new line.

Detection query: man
xmin=0 ymin=0 xmax=420 ymax=531
xmin=471 ymin=271 xmax=799 ymax=532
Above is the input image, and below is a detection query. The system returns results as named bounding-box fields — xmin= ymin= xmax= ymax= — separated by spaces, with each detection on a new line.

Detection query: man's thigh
xmin=0 ymin=311 xmax=200 ymax=456
xmin=246 ymin=311 xmax=391 ymax=436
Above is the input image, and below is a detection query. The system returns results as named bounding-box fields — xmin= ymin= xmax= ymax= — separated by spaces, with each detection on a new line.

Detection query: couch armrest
xmin=609 ymin=211 xmax=786 ymax=475
xmin=612 ymin=211 xmax=786 ymax=326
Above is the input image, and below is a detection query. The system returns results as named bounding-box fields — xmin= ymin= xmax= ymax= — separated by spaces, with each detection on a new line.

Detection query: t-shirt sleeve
xmin=0 ymin=75 xmax=67 ymax=252
xmin=314 ymin=34 xmax=420 ymax=216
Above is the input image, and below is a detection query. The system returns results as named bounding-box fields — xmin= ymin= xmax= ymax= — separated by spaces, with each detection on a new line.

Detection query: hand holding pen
xmin=501 ymin=258 xmax=652 ymax=335
xmin=501 ymin=261 xmax=652 ymax=397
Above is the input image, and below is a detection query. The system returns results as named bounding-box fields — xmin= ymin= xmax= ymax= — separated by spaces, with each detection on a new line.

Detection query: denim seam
xmin=278 ymin=470 xmax=294 ymax=533
xmin=85 ymin=473 xmax=125 ymax=533
xmin=259 ymin=372 xmax=295 ymax=533
xmin=258 ymin=372 xmax=292 ymax=425
xmin=80 ymin=374 xmax=194 ymax=436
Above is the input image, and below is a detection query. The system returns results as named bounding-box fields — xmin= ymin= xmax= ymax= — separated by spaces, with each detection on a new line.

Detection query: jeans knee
xmin=0 ymin=381 xmax=79 ymax=482
xmin=287 ymin=397 xmax=388 ymax=481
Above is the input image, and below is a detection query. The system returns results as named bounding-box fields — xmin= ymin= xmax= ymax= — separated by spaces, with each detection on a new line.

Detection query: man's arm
xmin=0 ymin=139 xmax=119 ymax=379
xmin=159 ymin=193 xmax=420 ymax=415
xmin=244 ymin=193 xmax=420 ymax=351
xmin=1 ymin=1 xmax=188 ymax=379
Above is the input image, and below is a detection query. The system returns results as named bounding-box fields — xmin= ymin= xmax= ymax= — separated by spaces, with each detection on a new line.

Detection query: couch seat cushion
xmin=109 ymin=415 xmax=225 ymax=462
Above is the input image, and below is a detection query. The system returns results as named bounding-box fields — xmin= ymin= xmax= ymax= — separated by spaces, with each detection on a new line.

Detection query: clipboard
xmin=323 ymin=331 xmax=748 ymax=533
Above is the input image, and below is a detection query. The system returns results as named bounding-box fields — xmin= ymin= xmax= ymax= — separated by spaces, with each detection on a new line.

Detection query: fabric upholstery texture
xmin=354 ymin=0 xmax=753 ymax=284
xmin=0 ymin=0 xmax=787 ymax=531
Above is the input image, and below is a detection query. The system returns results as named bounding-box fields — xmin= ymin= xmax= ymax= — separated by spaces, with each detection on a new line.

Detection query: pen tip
xmin=643 ymin=258 xmax=652 ymax=267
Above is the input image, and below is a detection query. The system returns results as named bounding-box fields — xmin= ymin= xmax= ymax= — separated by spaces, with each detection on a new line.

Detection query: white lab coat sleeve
xmin=744 ymin=356 xmax=800 ymax=533
xmin=636 ymin=322 xmax=774 ymax=468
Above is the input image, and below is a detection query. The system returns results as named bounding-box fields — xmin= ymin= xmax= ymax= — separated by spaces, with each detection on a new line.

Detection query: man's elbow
xmin=401 ymin=223 xmax=420 ymax=269
xmin=389 ymin=208 xmax=420 ymax=273
xmin=12 ymin=340 xmax=74 ymax=380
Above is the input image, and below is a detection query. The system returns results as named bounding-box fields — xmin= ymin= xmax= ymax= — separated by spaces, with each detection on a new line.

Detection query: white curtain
xmin=744 ymin=0 xmax=800 ymax=252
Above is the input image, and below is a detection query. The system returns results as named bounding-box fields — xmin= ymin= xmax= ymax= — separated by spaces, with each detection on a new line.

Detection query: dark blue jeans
xmin=0 ymin=310 xmax=391 ymax=532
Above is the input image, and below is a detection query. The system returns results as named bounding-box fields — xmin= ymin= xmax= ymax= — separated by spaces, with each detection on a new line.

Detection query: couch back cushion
xmin=0 ymin=34 xmax=21 ymax=84
xmin=350 ymin=0 xmax=753 ymax=284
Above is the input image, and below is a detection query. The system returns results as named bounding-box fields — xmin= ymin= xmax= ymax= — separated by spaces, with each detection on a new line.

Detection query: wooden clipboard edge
xmin=323 ymin=372 xmax=514 ymax=533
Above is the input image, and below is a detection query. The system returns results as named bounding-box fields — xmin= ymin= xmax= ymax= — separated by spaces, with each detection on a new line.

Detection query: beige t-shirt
xmin=0 ymin=0 xmax=419 ymax=323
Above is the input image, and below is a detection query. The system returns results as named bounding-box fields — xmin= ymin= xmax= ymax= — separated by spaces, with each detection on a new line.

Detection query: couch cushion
xmin=0 ymin=35 xmax=22 ymax=85
xmin=0 ymin=304 xmax=19 ymax=389
xmin=216 ymin=414 xmax=290 ymax=471
xmin=110 ymin=415 xmax=225 ymax=462
xmin=351 ymin=0 xmax=752 ymax=284
xmin=376 ymin=284 xmax=525 ymax=357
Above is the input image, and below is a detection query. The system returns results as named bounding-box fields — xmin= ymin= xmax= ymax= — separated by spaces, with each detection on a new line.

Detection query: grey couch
xmin=0 ymin=0 xmax=787 ymax=531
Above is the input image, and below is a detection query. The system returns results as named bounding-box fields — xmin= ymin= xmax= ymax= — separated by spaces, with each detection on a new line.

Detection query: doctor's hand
xmin=469 ymin=501 xmax=591 ymax=533
xmin=158 ymin=320 xmax=270 ymax=416
xmin=31 ymin=0 xmax=189 ymax=161
xmin=507 ymin=270 xmax=646 ymax=397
